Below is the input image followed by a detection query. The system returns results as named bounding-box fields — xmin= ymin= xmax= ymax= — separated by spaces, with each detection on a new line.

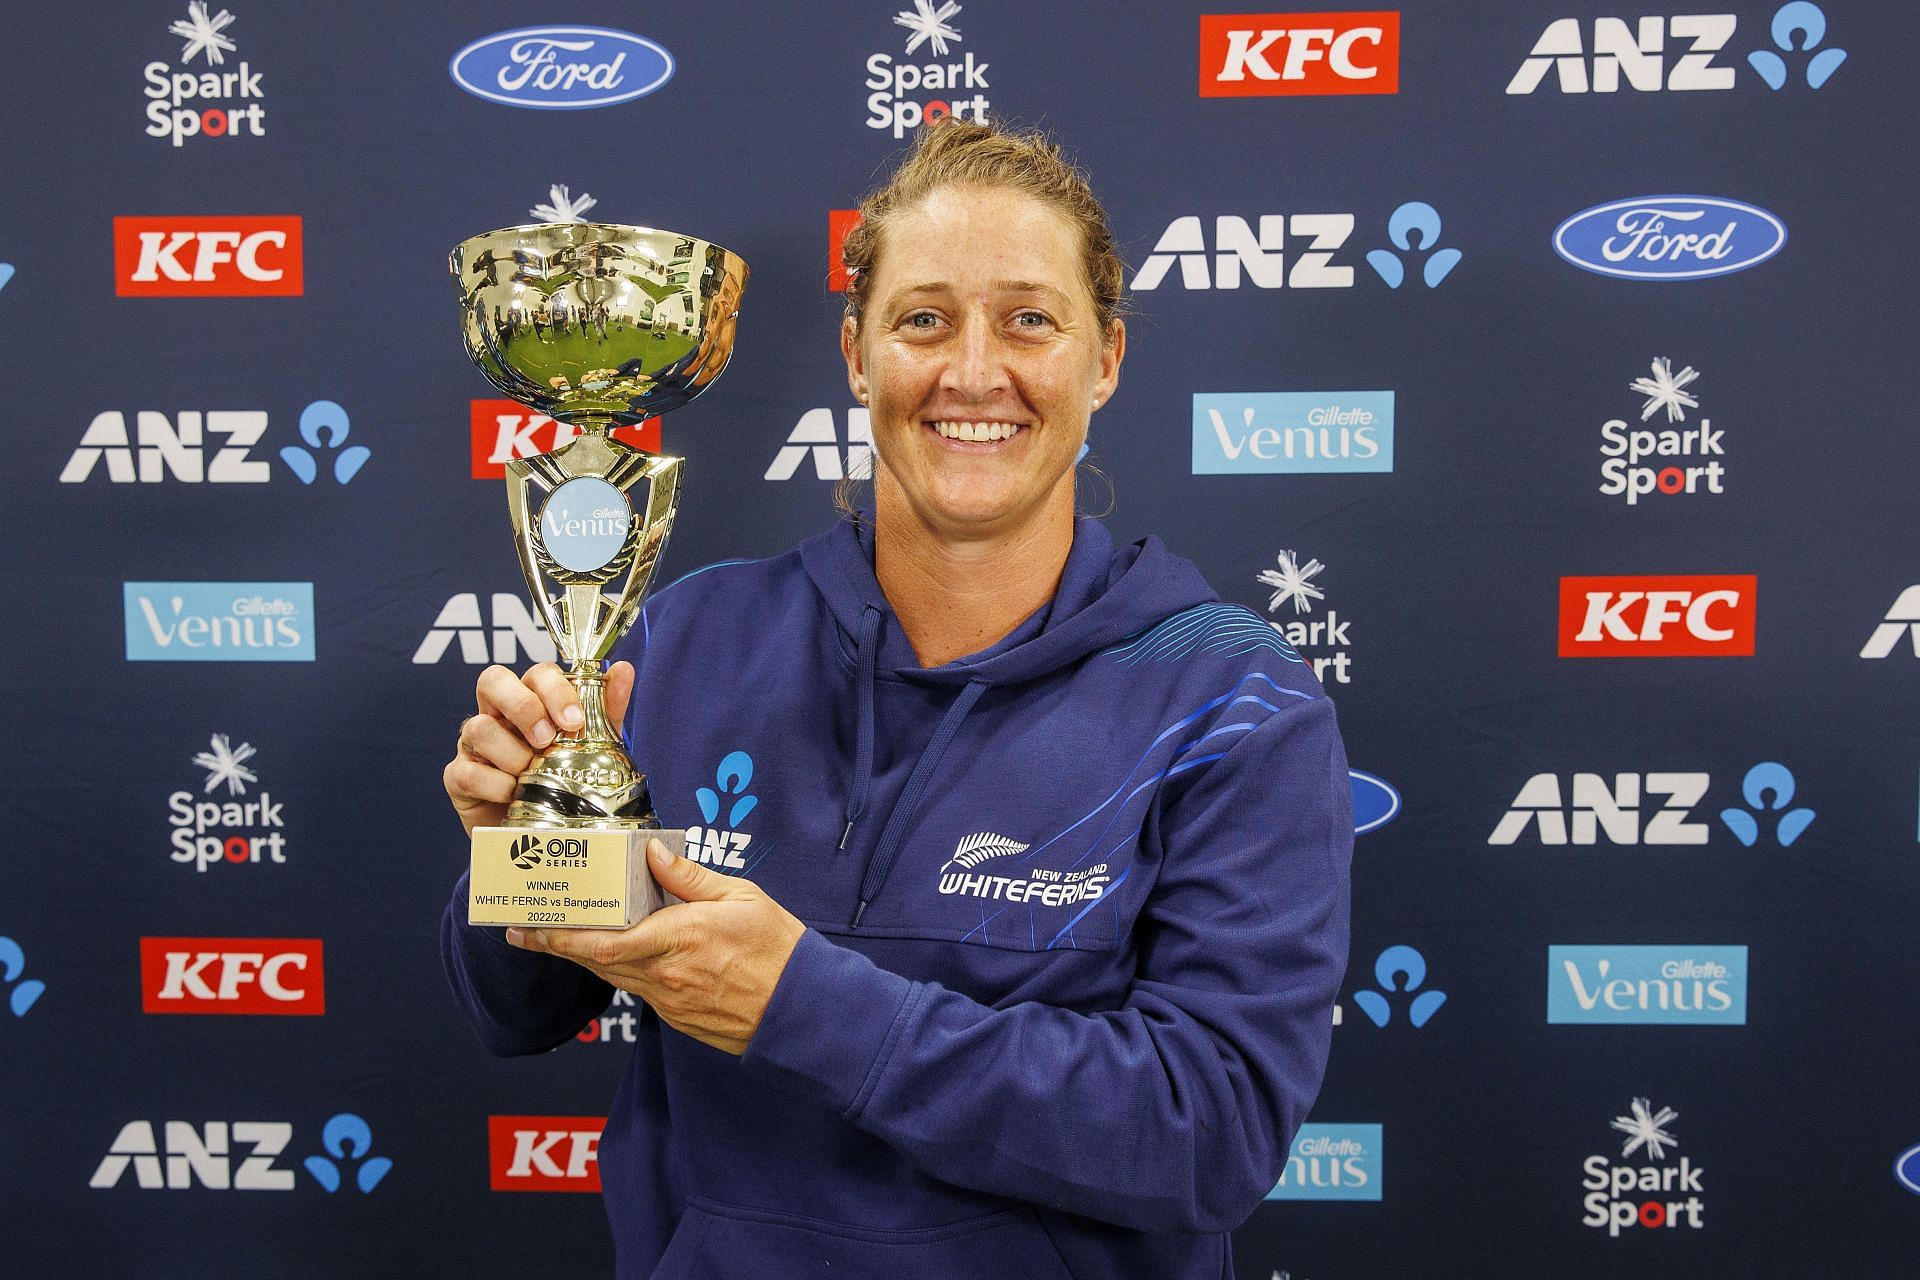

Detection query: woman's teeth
xmin=931 ymin=421 xmax=1023 ymax=442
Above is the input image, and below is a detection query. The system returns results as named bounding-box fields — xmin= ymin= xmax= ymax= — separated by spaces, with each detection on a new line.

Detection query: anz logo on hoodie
xmin=684 ymin=751 xmax=757 ymax=871
xmin=935 ymin=832 xmax=1111 ymax=907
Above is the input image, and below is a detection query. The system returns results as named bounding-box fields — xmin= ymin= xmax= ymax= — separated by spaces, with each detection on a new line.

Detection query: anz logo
xmin=685 ymin=751 xmax=757 ymax=870
xmin=1489 ymin=763 xmax=1814 ymax=846
xmin=1352 ymin=945 xmax=1447 ymax=1028
xmin=1507 ymin=4 xmax=1846 ymax=96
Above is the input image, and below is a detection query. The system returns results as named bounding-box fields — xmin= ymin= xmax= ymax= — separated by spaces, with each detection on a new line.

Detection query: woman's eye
xmin=1014 ymin=311 xmax=1052 ymax=328
xmin=906 ymin=312 xmax=941 ymax=330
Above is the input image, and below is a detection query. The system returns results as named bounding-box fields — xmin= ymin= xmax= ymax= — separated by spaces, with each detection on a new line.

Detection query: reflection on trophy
xmin=451 ymin=222 xmax=748 ymax=928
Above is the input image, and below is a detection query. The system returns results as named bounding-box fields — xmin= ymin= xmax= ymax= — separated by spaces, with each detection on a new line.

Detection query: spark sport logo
xmin=1255 ymin=550 xmax=1354 ymax=684
xmin=1507 ymin=4 xmax=1847 ymax=96
xmin=140 ymin=937 xmax=324 ymax=1014
xmin=114 ymin=216 xmax=301 ymax=297
xmin=575 ymin=990 xmax=642 ymax=1045
xmin=469 ymin=399 xmax=658 ymax=479
xmin=865 ymin=2 xmax=993 ymax=139
xmin=144 ymin=2 xmax=267 ymax=147
xmin=1596 ymin=358 xmax=1725 ymax=504
xmin=166 ymin=734 xmax=292 ymax=869
xmin=1581 ymin=1099 xmax=1705 ymax=1237
xmin=1199 ymin=11 xmax=1400 ymax=97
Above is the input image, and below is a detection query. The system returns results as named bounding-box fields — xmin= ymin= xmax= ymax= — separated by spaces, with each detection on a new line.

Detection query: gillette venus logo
xmin=126 ymin=583 xmax=314 ymax=662
xmin=1193 ymin=393 xmax=1393 ymax=474
xmin=450 ymin=26 xmax=673 ymax=109
xmin=1549 ymin=945 xmax=1747 ymax=1024
xmin=1266 ymin=1124 xmax=1382 ymax=1201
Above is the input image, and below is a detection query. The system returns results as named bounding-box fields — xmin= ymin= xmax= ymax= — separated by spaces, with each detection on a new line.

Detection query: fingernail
xmin=531 ymin=719 xmax=554 ymax=745
xmin=648 ymin=838 xmax=673 ymax=869
xmin=561 ymin=706 xmax=584 ymax=730
xmin=505 ymin=928 xmax=524 ymax=947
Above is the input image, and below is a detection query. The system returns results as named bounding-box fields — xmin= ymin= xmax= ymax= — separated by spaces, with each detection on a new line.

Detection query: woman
xmin=443 ymin=119 xmax=1352 ymax=1278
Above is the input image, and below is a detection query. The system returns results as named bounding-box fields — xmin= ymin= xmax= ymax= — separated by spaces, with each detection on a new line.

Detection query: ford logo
xmin=449 ymin=26 xmax=673 ymax=110
xmin=1350 ymin=770 xmax=1401 ymax=835
xmin=1897 ymin=1143 xmax=1920 ymax=1196
xmin=1553 ymin=196 xmax=1786 ymax=281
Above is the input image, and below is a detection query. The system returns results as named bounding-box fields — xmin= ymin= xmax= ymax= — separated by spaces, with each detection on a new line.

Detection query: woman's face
xmin=843 ymin=185 xmax=1123 ymax=541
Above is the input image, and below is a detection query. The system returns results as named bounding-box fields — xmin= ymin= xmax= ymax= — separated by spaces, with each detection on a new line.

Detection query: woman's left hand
xmin=507 ymin=839 xmax=807 ymax=1056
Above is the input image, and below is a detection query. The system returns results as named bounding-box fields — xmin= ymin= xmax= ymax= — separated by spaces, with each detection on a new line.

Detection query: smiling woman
xmin=441 ymin=117 xmax=1353 ymax=1280
xmin=836 ymin=122 xmax=1128 ymax=666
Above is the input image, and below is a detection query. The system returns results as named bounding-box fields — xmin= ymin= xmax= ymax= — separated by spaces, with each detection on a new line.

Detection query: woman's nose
xmin=940 ymin=316 xmax=1011 ymax=401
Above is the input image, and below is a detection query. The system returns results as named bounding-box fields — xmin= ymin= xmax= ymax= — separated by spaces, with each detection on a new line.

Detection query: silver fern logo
xmin=941 ymin=831 xmax=1030 ymax=873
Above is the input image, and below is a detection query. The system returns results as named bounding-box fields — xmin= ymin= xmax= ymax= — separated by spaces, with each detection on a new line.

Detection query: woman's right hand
xmin=444 ymin=661 xmax=635 ymax=837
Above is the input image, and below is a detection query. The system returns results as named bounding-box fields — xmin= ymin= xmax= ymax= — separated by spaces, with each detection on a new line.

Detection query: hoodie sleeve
xmin=742 ymin=694 xmax=1353 ymax=1233
xmin=440 ymin=869 xmax=615 ymax=1056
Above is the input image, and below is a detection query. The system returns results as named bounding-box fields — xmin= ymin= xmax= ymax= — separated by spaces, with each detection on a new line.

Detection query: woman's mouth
xmin=927 ymin=420 xmax=1028 ymax=443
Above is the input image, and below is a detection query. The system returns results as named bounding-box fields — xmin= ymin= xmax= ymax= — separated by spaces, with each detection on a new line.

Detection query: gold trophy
xmin=451 ymin=223 xmax=747 ymax=928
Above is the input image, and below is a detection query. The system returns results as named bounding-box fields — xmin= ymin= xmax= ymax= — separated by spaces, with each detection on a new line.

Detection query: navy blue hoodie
xmin=442 ymin=515 xmax=1352 ymax=1278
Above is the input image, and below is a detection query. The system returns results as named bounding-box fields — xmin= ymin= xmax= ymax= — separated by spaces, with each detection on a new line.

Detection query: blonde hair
xmin=840 ymin=118 xmax=1127 ymax=332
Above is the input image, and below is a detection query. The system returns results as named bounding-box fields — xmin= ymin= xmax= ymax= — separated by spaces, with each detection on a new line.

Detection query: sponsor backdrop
xmin=3 ymin=1 xmax=1916 ymax=1275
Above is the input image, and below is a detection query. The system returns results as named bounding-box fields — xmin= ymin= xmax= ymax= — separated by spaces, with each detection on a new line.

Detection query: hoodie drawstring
xmin=852 ymin=676 xmax=988 ymax=927
xmin=840 ymin=604 xmax=883 ymax=850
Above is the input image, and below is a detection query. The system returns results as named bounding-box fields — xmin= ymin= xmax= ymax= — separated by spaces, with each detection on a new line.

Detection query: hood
xmin=798 ymin=514 xmax=1219 ymax=688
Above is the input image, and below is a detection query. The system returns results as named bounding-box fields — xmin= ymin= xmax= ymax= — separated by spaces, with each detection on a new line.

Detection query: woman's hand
xmin=506 ymin=839 xmax=807 ymax=1057
xmin=444 ymin=661 xmax=635 ymax=836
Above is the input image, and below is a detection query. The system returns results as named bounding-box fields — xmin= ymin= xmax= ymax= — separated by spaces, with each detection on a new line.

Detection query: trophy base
xmin=468 ymin=826 xmax=684 ymax=929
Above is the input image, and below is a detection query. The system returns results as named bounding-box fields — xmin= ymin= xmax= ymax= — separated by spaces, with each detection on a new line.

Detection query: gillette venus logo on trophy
xmin=451 ymin=221 xmax=747 ymax=928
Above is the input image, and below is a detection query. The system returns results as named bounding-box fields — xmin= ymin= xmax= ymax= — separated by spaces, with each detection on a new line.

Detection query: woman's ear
xmin=842 ymin=315 xmax=868 ymax=404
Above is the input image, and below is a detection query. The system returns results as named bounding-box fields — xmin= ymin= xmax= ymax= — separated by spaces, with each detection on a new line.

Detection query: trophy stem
xmin=503 ymin=662 xmax=651 ymax=828
xmin=567 ymin=663 xmax=621 ymax=746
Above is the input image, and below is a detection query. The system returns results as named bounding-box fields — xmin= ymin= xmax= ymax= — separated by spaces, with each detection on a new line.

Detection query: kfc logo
xmin=1559 ymin=575 xmax=1756 ymax=657
xmin=1201 ymin=11 xmax=1400 ymax=96
xmin=828 ymin=209 xmax=862 ymax=292
xmin=488 ymin=1115 xmax=604 ymax=1192
xmin=140 ymin=938 xmax=323 ymax=1014
xmin=469 ymin=399 xmax=658 ymax=479
xmin=113 ymin=217 xmax=303 ymax=297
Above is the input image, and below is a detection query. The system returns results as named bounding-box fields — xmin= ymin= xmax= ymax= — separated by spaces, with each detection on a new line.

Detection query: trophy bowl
xmin=451 ymin=222 xmax=748 ymax=426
